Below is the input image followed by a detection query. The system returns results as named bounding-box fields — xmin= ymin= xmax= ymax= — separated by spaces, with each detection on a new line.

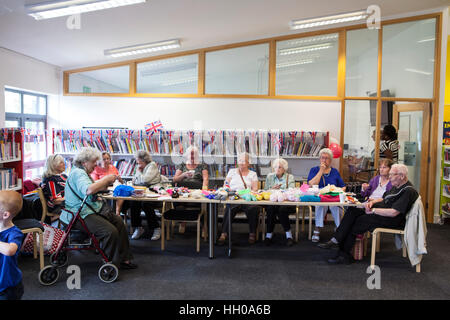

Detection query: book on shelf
xmin=0 ymin=168 xmax=18 ymax=190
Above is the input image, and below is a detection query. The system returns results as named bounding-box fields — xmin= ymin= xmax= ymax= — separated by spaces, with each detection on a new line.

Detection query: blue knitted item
xmin=113 ymin=185 xmax=135 ymax=197
xmin=299 ymin=195 xmax=321 ymax=202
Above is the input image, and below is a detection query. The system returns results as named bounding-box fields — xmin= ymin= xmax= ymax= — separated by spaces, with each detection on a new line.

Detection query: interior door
xmin=392 ymin=102 xmax=430 ymax=203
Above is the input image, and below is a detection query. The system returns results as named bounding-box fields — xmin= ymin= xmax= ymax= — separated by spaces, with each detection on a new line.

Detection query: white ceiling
xmin=0 ymin=0 xmax=448 ymax=70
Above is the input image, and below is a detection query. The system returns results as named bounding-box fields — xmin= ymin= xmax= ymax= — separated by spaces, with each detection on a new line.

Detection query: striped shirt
xmin=379 ymin=140 xmax=399 ymax=163
xmin=41 ymin=174 xmax=67 ymax=212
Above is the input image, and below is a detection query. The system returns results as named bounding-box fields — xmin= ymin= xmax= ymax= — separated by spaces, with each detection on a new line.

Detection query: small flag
xmin=145 ymin=120 xmax=164 ymax=135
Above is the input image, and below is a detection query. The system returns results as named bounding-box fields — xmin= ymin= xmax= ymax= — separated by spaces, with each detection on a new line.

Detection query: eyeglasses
xmin=388 ymin=172 xmax=401 ymax=177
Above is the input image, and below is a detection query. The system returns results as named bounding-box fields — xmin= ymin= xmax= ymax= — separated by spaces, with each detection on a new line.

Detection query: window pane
xmin=342 ymin=100 xmax=376 ymax=182
xmin=137 ymin=55 xmax=198 ymax=94
xmin=276 ymin=34 xmax=339 ymax=96
xmin=23 ymin=94 xmax=46 ymax=115
xmin=24 ymin=121 xmax=46 ymax=163
xmin=346 ymin=29 xmax=378 ymax=97
xmin=382 ymin=18 xmax=436 ymax=98
xmin=5 ymin=120 xmax=19 ymax=128
xmin=5 ymin=90 xmax=21 ymax=113
xmin=68 ymin=65 xmax=130 ymax=93
xmin=25 ymin=167 xmax=43 ymax=181
xmin=205 ymin=44 xmax=269 ymax=95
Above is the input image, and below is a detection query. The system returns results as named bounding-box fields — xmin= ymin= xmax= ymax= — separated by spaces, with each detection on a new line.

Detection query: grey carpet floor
xmin=18 ymin=221 xmax=450 ymax=300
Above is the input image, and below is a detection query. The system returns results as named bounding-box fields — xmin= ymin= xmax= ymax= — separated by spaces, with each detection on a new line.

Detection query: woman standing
xmin=379 ymin=124 xmax=399 ymax=163
xmin=307 ymin=148 xmax=346 ymax=243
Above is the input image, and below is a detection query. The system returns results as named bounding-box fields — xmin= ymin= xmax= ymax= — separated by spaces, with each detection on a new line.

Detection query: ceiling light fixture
xmin=290 ymin=10 xmax=368 ymax=30
xmin=278 ymin=43 xmax=332 ymax=56
xmin=26 ymin=0 xmax=146 ymax=20
xmin=276 ymin=59 xmax=314 ymax=68
xmin=104 ymin=39 xmax=181 ymax=58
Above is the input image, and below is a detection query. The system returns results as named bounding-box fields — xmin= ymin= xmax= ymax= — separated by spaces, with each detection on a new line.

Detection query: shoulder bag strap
xmin=238 ymin=169 xmax=248 ymax=189
xmin=67 ymin=180 xmax=99 ymax=215
xmin=286 ymin=173 xmax=289 ymax=189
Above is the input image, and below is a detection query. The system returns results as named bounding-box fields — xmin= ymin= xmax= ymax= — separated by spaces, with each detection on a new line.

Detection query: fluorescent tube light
xmin=104 ymin=39 xmax=181 ymax=58
xmin=26 ymin=0 xmax=146 ymax=20
xmin=278 ymin=43 xmax=332 ymax=56
xmin=290 ymin=10 xmax=368 ymax=30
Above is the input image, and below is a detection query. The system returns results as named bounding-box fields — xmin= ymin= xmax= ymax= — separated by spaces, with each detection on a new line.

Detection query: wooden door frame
xmin=392 ymin=102 xmax=431 ymax=219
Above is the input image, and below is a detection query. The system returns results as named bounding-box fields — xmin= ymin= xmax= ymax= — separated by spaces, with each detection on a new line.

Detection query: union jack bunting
xmin=145 ymin=120 xmax=164 ymax=135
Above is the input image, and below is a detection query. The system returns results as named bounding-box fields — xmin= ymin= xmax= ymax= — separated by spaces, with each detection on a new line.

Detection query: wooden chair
xmin=15 ymin=220 xmax=45 ymax=270
xmin=161 ymin=202 xmax=208 ymax=253
xmin=260 ymin=206 xmax=302 ymax=242
xmin=368 ymin=197 xmax=425 ymax=273
xmin=37 ymin=188 xmax=61 ymax=228
xmin=295 ymin=205 xmax=313 ymax=241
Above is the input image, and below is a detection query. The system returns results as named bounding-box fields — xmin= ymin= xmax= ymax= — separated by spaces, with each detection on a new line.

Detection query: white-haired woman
xmin=218 ymin=152 xmax=259 ymax=245
xmin=307 ymin=148 xmax=346 ymax=243
xmin=60 ymin=147 xmax=137 ymax=269
xmin=172 ymin=145 xmax=209 ymax=233
xmin=40 ymin=154 xmax=67 ymax=219
xmin=264 ymin=158 xmax=296 ymax=246
xmin=121 ymin=150 xmax=162 ymax=240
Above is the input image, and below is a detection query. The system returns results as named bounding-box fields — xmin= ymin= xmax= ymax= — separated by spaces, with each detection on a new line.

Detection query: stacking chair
xmin=15 ymin=219 xmax=45 ymax=270
xmin=37 ymin=188 xmax=61 ymax=228
xmin=161 ymin=202 xmax=208 ymax=253
xmin=368 ymin=196 xmax=425 ymax=273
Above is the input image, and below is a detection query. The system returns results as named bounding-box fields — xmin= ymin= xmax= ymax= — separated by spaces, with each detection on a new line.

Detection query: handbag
xmin=352 ymin=234 xmax=365 ymax=261
xmin=21 ymin=222 xmax=66 ymax=255
xmin=67 ymin=180 xmax=112 ymax=219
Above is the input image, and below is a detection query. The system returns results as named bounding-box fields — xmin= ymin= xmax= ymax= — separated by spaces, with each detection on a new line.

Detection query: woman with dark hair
xmin=379 ymin=124 xmax=399 ymax=163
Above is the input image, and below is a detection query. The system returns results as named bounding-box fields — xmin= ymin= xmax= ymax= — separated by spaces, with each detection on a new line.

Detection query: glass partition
xmin=342 ymin=100 xmax=376 ymax=182
xmin=345 ymin=28 xmax=378 ymax=97
xmin=137 ymin=54 xmax=198 ymax=94
xmin=205 ymin=43 xmax=269 ymax=95
xmin=68 ymin=65 xmax=130 ymax=93
xmin=382 ymin=18 xmax=436 ymax=98
xmin=276 ymin=33 xmax=339 ymax=96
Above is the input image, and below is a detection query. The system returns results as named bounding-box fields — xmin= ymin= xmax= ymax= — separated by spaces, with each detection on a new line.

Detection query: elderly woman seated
xmin=121 ymin=150 xmax=162 ymax=240
xmin=60 ymin=147 xmax=137 ymax=269
xmin=40 ymin=154 xmax=67 ymax=218
xmin=172 ymin=145 xmax=209 ymax=233
xmin=264 ymin=158 xmax=295 ymax=246
xmin=307 ymin=148 xmax=346 ymax=243
xmin=218 ymin=152 xmax=259 ymax=245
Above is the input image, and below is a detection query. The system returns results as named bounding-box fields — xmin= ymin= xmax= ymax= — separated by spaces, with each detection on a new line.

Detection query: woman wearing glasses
xmin=307 ymin=148 xmax=345 ymax=243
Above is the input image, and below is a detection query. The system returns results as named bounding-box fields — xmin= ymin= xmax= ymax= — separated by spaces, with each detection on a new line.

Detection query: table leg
xmin=309 ymin=206 xmax=313 ymax=240
xmin=228 ymin=205 xmax=232 ymax=258
xmin=208 ymin=203 xmax=215 ymax=259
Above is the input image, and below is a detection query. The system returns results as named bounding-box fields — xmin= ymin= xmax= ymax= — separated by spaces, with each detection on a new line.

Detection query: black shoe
xmin=264 ymin=237 xmax=273 ymax=246
xmin=120 ymin=262 xmax=138 ymax=270
xmin=286 ymin=238 xmax=294 ymax=247
xmin=327 ymin=252 xmax=352 ymax=265
xmin=318 ymin=240 xmax=339 ymax=249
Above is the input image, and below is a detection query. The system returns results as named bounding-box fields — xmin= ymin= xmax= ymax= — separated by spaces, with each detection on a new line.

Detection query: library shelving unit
xmin=0 ymin=128 xmax=23 ymax=193
xmin=440 ymin=145 xmax=450 ymax=219
xmin=52 ymin=129 xmax=329 ymax=186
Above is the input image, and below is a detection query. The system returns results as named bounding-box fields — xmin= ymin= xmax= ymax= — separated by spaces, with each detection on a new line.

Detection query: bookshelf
xmin=0 ymin=128 xmax=23 ymax=193
xmin=53 ymin=129 xmax=329 ymax=183
xmin=441 ymin=146 xmax=450 ymax=218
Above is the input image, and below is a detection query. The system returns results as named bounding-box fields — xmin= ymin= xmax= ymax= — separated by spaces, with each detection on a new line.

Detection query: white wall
xmin=0 ymin=48 xmax=61 ymax=126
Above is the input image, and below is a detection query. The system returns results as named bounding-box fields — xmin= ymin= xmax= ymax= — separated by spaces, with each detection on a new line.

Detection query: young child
xmin=0 ymin=191 xmax=25 ymax=300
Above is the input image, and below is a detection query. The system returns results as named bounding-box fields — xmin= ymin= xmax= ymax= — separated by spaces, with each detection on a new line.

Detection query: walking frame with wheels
xmin=38 ymin=192 xmax=119 ymax=285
